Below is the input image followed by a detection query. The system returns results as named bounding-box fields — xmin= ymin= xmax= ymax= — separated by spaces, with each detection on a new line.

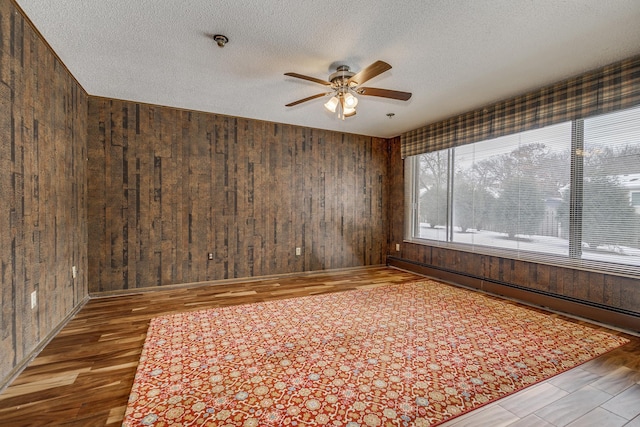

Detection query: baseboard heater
xmin=387 ymin=256 xmax=640 ymax=334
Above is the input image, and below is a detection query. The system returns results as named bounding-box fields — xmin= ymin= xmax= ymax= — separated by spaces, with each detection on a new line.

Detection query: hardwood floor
xmin=0 ymin=266 xmax=638 ymax=426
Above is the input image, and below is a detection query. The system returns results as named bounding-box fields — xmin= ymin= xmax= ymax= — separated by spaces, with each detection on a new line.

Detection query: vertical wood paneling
xmin=87 ymin=99 xmax=390 ymax=292
xmin=0 ymin=0 xmax=88 ymax=388
xmin=386 ymin=137 xmax=405 ymax=258
xmin=386 ymin=138 xmax=640 ymax=317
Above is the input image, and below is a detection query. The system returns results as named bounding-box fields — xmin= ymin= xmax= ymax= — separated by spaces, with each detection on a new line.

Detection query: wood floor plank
xmin=0 ymin=266 xmax=638 ymax=427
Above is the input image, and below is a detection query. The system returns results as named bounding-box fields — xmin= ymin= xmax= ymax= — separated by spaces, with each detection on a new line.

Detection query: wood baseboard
xmin=89 ymin=265 xmax=387 ymax=298
xmin=388 ymin=257 xmax=640 ymax=334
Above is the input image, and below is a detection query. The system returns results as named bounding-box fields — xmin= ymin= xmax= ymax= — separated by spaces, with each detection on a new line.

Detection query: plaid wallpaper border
xmin=401 ymin=56 xmax=640 ymax=158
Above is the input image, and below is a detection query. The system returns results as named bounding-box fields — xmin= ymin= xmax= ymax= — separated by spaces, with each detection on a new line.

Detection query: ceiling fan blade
xmin=358 ymin=87 xmax=412 ymax=101
xmin=285 ymin=92 xmax=330 ymax=107
xmin=284 ymin=72 xmax=332 ymax=86
xmin=348 ymin=60 xmax=392 ymax=85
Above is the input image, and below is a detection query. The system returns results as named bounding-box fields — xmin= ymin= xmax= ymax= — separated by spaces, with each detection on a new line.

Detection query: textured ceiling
xmin=15 ymin=0 xmax=640 ymax=138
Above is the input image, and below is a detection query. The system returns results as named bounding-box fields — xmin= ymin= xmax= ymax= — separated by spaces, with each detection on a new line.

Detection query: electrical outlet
xmin=208 ymin=253 xmax=214 ymax=260
xmin=31 ymin=290 xmax=37 ymax=309
xmin=396 ymin=243 xmax=400 ymax=251
xmin=72 ymin=265 xmax=77 ymax=278
xmin=295 ymin=247 xmax=301 ymax=256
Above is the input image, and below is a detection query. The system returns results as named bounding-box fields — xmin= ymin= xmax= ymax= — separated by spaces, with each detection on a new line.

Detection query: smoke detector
xmin=213 ymin=34 xmax=229 ymax=48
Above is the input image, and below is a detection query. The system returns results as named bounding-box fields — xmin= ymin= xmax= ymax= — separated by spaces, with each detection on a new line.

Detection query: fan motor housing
xmin=329 ymin=65 xmax=355 ymax=87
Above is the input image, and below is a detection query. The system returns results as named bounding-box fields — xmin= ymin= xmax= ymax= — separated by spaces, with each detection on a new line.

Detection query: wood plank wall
xmin=0 ymin=0 xmax=88 ymax=386
xmin=386 ymin=138 xmax=640 ymax=319
xmin=87 ymin=98 xmax=390 ymax=293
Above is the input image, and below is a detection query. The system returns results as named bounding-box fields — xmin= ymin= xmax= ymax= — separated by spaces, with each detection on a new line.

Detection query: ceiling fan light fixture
xmin=324 ymin=96 xmax=339 ymax=113
xmin=285 ymin=60 xmax=411 ymax=121
xmin=343 ymin=92 xmax=358 ymax=108
xmin=343 ymin=106 xmax=356 ymax=117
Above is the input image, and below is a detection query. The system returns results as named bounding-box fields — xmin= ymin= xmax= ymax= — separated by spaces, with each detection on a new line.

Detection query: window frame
xmin=404 ymin=108 xmax=640 ymax=278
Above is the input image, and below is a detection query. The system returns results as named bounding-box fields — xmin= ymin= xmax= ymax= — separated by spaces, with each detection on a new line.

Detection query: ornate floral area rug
xmin=123 ymin=280 xmax=628 ymax=426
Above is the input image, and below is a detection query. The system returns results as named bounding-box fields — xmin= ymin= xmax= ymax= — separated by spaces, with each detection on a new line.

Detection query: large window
xmin=406 ymin=105 xmax=640 ymax=274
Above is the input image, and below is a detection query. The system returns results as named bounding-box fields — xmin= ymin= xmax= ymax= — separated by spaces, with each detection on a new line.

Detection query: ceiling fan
xmin=284 ymin=60 xmax=412 ymax=119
